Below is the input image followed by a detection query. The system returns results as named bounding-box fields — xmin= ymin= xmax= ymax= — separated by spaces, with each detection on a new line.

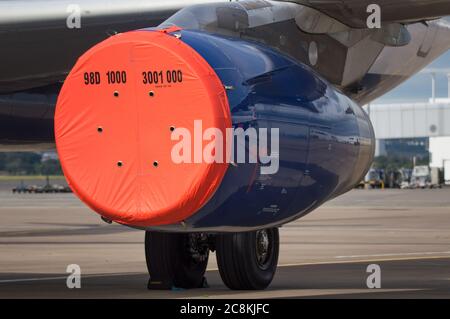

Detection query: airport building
xmin=364 ymin=71 xmax=450 ymax=184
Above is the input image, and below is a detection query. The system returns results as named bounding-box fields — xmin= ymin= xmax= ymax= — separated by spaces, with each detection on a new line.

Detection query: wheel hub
xmin=256 ymin=230 xmax=271 ymax=268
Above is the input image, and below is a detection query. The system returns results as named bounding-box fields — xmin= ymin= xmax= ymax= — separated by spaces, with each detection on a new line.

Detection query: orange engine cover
xmin=55 ymin=29 xmax=231 ymax=227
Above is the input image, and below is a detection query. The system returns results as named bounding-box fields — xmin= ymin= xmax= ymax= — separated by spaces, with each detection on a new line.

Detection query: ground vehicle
xmin=363 ymin=169 xmax=384 ymax=189
xmin=411 ymin=166 xmax=431 ymax=188
xmin=12 ymin=181 xmax=30 ymax=194
xmin=383 ymin=169 xmax=411 ymax=189
xmin=445 ymin=160 xmax=450 ymax=185
xmin=12 ymin=178 xmax=72 ymax=194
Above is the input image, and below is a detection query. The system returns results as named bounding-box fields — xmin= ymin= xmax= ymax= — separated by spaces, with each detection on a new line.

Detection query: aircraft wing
xmin=0 ymin=0 xmax=220 ymax=93
xmin=1 ymin=0 xmax=450 ymax=94
xmin=286 ymin=0 xmax=450 ymax=27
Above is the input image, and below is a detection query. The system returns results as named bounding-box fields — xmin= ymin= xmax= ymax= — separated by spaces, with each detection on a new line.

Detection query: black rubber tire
xmin=216 ymin=228 xmax=279 ymax=290
xmin=145 ymin=231 xmax=209 ymax=289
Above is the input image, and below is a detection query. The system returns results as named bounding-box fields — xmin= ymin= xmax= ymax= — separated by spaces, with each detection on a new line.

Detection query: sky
xmin=375 ymin=17 xmax=450 ymax=104
xmin=375 ymin=50 xmax=450 ymax=103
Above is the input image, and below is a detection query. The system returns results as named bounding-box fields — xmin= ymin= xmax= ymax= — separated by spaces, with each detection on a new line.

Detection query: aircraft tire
xmin=216 ymin=228 xmax=279 ymax=290
xmin=145 ymin=231 xmax=209 ymax=289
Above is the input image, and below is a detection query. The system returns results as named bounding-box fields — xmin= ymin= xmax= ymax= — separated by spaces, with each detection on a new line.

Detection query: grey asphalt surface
xmin=0 ymin=186 xmax=450 ymax=298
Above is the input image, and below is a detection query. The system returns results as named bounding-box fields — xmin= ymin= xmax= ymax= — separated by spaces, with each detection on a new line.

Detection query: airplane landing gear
xmin=145 ymin=232 xmax=209 ymax=289
xmin=215 ymin=228 xmax=279 ymax=290
xmin=145 ymin=228 xmax=279 ymax=290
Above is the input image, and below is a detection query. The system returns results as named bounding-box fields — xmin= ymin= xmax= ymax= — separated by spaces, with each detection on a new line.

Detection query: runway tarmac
xmin=1 ymin=187 xmax=450 ymax=298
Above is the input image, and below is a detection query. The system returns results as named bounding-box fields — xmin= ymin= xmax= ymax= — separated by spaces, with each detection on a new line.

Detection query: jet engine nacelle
xmin=55 ymin=27 xmax=374 ymax=232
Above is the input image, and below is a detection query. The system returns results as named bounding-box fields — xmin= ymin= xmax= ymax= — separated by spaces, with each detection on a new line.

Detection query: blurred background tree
xmin=373 ymin=155 xmax=429 ymax=171
xmin=0 ymin=152 xmax=62 ymax=175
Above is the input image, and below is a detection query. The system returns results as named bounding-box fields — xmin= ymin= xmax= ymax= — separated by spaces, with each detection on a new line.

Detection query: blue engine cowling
xmin=148 ymin=29 xmax=375 ymax=232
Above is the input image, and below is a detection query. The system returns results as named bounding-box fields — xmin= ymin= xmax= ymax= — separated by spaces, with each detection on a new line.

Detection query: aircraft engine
xmin=55 ymin=24 xmax=374 ymax=231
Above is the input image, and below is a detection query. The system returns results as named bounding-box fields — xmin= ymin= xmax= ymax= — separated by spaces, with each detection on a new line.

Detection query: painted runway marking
xmin=0 ymin=272 xmax=141 ymax=284
xmin=0 ymin=276 xmax=67 ymax=284
xmin=186 ymin=288 xmax=424 ymax=299
xmin=208 ymin=254 xmax=450 ymax=271
xmin=335 ymin=251 xmax=450 ymax=259
xmin=276 ymin=255 xmax=450 ymax=268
